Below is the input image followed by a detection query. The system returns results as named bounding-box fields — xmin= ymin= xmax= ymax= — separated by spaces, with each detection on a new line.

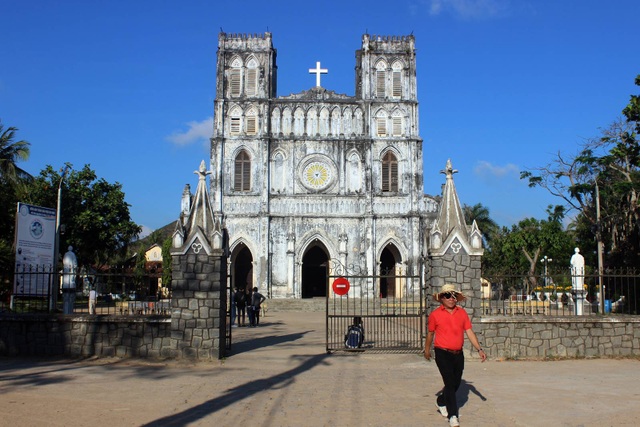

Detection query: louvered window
xmin=381 ymin=152 xmax=398 ymax=192
xmin=234 ymin=150 xmax=251 ymax=192
xmin=246 ymin=115 xmax=257 ymax=135
xmin=246 ymin=68 xmax=257 ymax=96
xmin=392 ymin=71 xmax=402 ymax=98
xmin=230 ymin=69 xmax=241 ymax=97
xmin=230 ymin=117 xmax=241 ymax=135
xmin=392 ymin=117 xmax=402 ymax=136
xmin=376 ymin=117 xmax=387 ymax=137
xmin=376 ymin=70 xmax=386 ymax=97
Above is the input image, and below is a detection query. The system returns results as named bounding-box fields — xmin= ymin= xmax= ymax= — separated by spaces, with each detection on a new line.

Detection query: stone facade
xmin=209 ymin=32 xmax=437 ymax=298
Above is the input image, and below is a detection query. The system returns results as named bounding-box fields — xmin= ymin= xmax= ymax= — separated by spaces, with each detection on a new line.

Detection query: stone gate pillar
xmin=169 ymin=160 xmax=228 ymax=360
xmin=428 ymin=160 xmax=484 ymax=325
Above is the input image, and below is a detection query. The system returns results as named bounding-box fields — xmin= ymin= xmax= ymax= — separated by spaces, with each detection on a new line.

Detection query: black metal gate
xmin=326 ymin=260 xmax=425 ymax=353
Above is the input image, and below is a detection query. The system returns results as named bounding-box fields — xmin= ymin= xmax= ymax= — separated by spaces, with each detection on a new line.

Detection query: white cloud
xmin=474 ymin=160 xmax=519 ymax=178
xmin=427 ymin=0 xmax=511 ymax=19
xmin=166 ymin=117 xmax=213 ymax=146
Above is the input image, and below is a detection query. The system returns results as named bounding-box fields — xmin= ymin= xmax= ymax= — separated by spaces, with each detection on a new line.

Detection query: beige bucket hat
xmin=433 ymin=283 xmax=466 ymax=302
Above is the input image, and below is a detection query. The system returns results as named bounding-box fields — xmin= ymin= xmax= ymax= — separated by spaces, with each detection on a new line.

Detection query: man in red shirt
xmin=425 ymin=284 xmax=486 ymax=427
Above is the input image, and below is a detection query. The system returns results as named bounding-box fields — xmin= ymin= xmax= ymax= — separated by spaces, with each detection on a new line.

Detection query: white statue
xmin=62 ymin=246 xmax=78 ymax=314
xmin=62 ymin=246 xmax=77 ymax=289
xmin=570 ymin=247 xmax=585 ymax=290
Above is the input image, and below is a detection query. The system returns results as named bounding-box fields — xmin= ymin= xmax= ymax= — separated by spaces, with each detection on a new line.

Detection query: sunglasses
xmin=441 ymin=292 xmax=457 ymax=300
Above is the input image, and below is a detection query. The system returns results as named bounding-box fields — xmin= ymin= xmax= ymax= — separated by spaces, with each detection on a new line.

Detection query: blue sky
xmin=2 ymin=0 xmax=639 ymax=235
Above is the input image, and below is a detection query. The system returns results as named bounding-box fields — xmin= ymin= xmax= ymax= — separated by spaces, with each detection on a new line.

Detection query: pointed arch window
xmin=234 ymin=150 xmax=251 ymax=192
xmin=230 ymin=69 xmax=241 ymax=97
xmin=245 ymin=108 xmax=257 ymax=135
xmin=245 ymin=58 xmax=258 ymax=97
xmin=376 ymin=70 xmax=386 ymax=98
xmin=381 ymin=151 xmax=398 ymax=192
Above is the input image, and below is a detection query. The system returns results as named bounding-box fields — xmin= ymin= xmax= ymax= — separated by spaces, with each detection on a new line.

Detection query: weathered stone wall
xmin=0 ymin=315 xmax=171 ymax=358
xmin=170 ymin=251 xmax=227 ymax=360
xmin=476 ymin=317 xmax=640 ymax=359
xmin=429 ymin=252 xmax=484 ymax=320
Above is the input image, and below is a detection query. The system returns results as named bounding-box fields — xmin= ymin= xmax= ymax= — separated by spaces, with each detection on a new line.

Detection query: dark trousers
xmin=434 ymin=348 xmax=464 ymax=418
xmin=237 ymin=305 xmax=246 ymax=325
xmin=248 ymin=306 xmax=256 ymax=326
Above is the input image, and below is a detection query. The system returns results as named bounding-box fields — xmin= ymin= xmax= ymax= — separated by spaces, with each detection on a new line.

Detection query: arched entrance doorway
xmin=379 ymin=244 xmax=401 ymax=298
xmin=301 ymin=243 xmax=329 ymax=298
xmin=232 ymin=244 xmax=253 ymax=292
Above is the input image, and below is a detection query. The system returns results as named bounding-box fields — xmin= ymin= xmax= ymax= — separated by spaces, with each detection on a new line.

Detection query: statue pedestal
xmin=574 ymin=290 xmax=586 ymax=316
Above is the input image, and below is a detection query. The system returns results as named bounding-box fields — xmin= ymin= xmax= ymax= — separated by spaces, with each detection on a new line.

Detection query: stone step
xmin=262 ymin=298 xmax=327 ymax=313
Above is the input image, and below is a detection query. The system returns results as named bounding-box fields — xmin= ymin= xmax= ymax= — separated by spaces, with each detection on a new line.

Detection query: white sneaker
xmin=436 ymin=402 xmax=448 ymax=417
xmin=449 ymin=415 xmax=460 ymax=426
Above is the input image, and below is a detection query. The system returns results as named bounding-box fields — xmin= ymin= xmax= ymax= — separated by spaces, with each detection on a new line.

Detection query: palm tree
xmin=0 ymin=121 xmax=32 ymax=185
xmin=463 ymin=203 xmax=499 ymax=247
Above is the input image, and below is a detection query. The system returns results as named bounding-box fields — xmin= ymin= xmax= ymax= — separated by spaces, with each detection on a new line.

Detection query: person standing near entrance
xmin=234 ymin=287 xmax=247 ymax=326
xmin=424 ymin=283 xmax=486 ymax=427
xmin=250 ymin=286 xmax=266 ymax=327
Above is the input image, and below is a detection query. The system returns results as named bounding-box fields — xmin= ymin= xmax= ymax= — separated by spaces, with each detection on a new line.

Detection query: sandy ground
xmin=1 ymin=311 xmax=639 ymax=427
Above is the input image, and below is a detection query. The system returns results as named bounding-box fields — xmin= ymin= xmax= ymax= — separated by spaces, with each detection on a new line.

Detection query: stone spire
xmin=429 ymin=159 xmax=483 ymax=256
xmin=172 ymin=160 xmax=223 ymax=255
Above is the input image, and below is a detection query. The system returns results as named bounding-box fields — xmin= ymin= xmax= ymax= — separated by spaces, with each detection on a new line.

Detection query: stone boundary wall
xmin=0 ymin=315 xmax=172 ymax=358
xmin=478 ymin=317 xmax=640 ymax=359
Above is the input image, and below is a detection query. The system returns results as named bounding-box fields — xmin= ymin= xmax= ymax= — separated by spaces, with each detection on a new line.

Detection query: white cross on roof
xmin=308 ymin=61 xmax=328 ymax=87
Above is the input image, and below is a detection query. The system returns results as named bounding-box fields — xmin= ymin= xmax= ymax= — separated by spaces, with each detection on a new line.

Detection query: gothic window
xmin=230 ymin=69 xmax=241 ymax=97
xmin=245 ymin=58 xmax=258 ymax=97
xmin=230 ymin=107 xmax=242 ymax=135
xmin=392 ymin=61 xmax=403 ymax=98
xmin=392 ymin=117 xmax=402 ymax=136
xmin=376 ymin=110 xmax=388 ymax=137
xmin=376 ymin=70 xmax=386 ymax=97
xmin=381 ymin=151 xmax=398 ymax=192
xmin=391 ymin=110 xmax=403 ymax=137
xmin=376 ymin=61 xmax=387 ymax=98
xmin=234 ymin=150 xmax=251 ymax=192
xmin=245 ymin=108 xmax=257 ymax=135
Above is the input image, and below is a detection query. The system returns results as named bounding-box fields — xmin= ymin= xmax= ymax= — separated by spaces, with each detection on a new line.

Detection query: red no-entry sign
xmin=332 ymin=277 xmax=350 ymax=296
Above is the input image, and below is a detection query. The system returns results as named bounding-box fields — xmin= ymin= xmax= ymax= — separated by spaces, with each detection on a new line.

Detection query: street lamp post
xmin=540 ymin=255 xmax=553 ymax=294
xmin=50 ymin=165 xmax=70 ymax=312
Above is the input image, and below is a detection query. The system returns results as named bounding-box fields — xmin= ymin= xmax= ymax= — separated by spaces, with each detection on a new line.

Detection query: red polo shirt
xmin=428 ymin=305 xmax=472 ymax=351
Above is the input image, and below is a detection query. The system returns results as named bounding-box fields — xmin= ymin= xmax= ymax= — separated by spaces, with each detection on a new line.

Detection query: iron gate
xmin=326 ymin=260 xmax=425 ymax=353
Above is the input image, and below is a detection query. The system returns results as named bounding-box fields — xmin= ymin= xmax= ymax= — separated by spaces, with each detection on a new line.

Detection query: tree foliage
xmin=21 ymin=164 xmax=141 ymax=268
xmin=521 ymin=74 xmax=640 ymax=267
xmin=0 ymin=121 xmax=31 ymax=272
xmin=483 ymin=206 xmax=574 ymax=290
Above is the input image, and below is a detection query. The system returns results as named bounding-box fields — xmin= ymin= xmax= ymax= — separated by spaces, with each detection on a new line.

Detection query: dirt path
xmin=1 ymin=311 xmax=639 ymax=426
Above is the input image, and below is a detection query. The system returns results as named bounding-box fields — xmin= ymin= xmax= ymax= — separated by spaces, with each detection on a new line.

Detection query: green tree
xmin=483 ymin=206 xmax=574 ymax=295
xmin=0 ymin=121 xmax=32 ymax=273
xmin=23 ymin=164 xmax=141 ymax=268
xmin=0 ymin=121 xmax=31 ymax=185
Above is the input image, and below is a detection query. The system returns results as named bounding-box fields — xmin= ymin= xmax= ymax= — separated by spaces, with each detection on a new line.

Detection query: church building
xmin=200 ymin=32 xmax=441 ymax=298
